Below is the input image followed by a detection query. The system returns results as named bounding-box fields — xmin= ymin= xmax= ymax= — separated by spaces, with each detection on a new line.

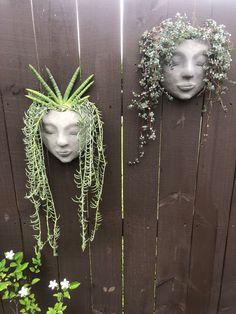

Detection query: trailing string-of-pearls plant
xmin=23 ymin=65 xmax=106 ymax=256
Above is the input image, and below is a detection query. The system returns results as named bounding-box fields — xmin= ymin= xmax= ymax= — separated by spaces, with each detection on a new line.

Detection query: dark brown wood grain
xmin=207 ymin=1 xmax=236 ymax=313
xmin=185 ymin=91 xmax=236 ymax=314
xmin=0 ymin=74 xmax=24 ymax=314
xmin=0 ymin=1 xmax=236 ymax=313
xmin=0 ymin=0 xmax=46 ymax=312
xmin=0 ymin=0 xmax=36 ymax=252
xmin=0 ymin=302 xmax=3 ymax=314
xmin=155 ymin=1 xmax=213 ymax=314
xmin=77 ymin=0 xmax=122 ymax=313
xmin=31 ymin=0 xmax=91 ymax=312
xmin=123 ymin=1 xmax=168 ymax=313
xmin=0 ymin=95 xmax=23 ymax=314
xmin=176 ymin=1 xmax=227 ymax=314
xmin=155 ymin=98 xmax=203 ymax=314
xmin=217 ymin=172 xmax=236 ymax=314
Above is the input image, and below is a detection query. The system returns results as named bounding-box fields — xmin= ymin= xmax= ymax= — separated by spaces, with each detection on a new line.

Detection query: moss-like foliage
xmin=129 ymin=13 xmax=233 ymax=164
xmin=23 ymin=65 xmax=106 ymax=255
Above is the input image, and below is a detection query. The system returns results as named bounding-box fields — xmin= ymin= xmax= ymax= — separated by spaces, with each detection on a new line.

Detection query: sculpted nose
xmin=182 ymin=62 xmax=194 ymax=79
xmin=56 ymin=133 xmax=68 ymax=147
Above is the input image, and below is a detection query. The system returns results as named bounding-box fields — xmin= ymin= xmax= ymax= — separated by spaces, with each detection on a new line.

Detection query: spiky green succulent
xmin=23 ymin=65 xmax=106 ymax=255
xmin=26 ymin=65 xmax=94 ymax=111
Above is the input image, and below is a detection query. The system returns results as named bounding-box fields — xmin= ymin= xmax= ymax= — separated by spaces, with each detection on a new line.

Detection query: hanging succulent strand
xmin=23 ymin=65 xmax=106 ymax=255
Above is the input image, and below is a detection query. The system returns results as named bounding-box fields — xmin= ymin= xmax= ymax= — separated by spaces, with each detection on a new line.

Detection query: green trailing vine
xmin=129 ymin=13 xmax=233 ymax=165
xmin=23 ymin=65 xmax=106 ymax=255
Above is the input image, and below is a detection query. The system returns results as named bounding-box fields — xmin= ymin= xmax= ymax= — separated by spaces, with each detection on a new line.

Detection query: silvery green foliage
xmin=129 ymin=13 xmax=233 ymax=165
xmin=23 ymin=66 xmax=106 ymax=255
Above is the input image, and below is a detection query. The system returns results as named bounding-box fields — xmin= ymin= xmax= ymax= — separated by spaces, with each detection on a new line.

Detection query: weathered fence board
xmin=178 ymin=1 xmax=218 ymax=313
xmin=78 ymin=0 xmax=122 ymax=313
xmin=156 ymin=97 xmax=203 ymax=314
xmin=154 ymin=1 xmax=213 ymax=313
xmin=217 ymin=172 xmax=236 ymax=314
xmin=0 ymin=67 xmax=23 ymax=314
xmin=0 ymin=0 xmax=43 ymax=312
xmin=31 ymin=0 xmax=91 ymax=312
xmin=208 ymin=1 xmax=236 ymax=313
xmin=123 ymin=1 xmax=168 ymax=313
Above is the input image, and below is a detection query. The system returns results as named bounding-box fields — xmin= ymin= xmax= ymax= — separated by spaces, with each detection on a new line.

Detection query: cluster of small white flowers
xmin=48 ymin=278 xmax=70 ymax=290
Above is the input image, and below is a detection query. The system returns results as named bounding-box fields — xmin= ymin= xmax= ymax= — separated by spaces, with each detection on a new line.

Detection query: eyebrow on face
xmin=173 ymin=50 xmax=207 ymax=59
xmin=42 ymin=122 xmax=57 ymax=131
xmin=42 ymin=122 xmax=79 ymax=128
xmin=42 ymin=122 xmax=56 ymax=127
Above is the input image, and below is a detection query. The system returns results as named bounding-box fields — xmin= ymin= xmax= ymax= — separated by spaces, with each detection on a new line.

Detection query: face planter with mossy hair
xmin=128 ymin=13 xmax=233 ymax=165
xmin=23 ymin=65 xmax=106 ymax=255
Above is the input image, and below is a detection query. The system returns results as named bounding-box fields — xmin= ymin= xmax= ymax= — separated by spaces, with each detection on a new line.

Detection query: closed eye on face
xmin=171 ymin=54 xmax=183 ymax=66
xmin=170 ymin=49 xmax=207 ymax=67
xmin=42 ymin=123 xmax=56 ymax=134
xmin=195 ymin=56 xmax=207 ymax=66
xmin=66 ymin=124 xmax=80 ymax=136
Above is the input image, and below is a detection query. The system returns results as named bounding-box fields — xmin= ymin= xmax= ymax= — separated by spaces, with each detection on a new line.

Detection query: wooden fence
xmin=0 ymin=0 xmax=236 ymax=313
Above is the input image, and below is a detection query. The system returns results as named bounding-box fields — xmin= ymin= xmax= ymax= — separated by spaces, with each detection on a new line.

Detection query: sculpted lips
xmin=177 ymin=84 xmax=195 ymax=91
xmin=56 ymin=151 xmax=72 ymax=157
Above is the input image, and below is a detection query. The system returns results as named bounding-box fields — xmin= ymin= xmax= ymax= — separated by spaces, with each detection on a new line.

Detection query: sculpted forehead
xmin=42 ymin=110 xmax=80 ymax=127
xmin=174 ymin=39 xmax=208 ymax=58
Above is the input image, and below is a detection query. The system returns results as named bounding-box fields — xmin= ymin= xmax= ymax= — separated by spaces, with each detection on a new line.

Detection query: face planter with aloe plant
xmin=23 ymin=65 xmax=106 ymax=255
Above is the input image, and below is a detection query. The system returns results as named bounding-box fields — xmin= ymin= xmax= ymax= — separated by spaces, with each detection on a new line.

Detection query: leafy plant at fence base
xmin=0 ymin=250 xmax=80 ymax=314
xmin=129 ymin=13 xmax=234 ymax=164
xmin=23 ymin=65 xmax=106 ymax=255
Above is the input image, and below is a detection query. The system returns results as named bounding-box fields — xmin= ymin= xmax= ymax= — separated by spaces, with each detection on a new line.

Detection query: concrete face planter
xmin=24 ymin=65 xmax=106 ymax=255
xmin=128 ymin=14 xmax=233 ymax=165
xmin=163 ymin=39 xmax=208 ymax=100
xmin=41 ymin=110 xmax=87 ymax=163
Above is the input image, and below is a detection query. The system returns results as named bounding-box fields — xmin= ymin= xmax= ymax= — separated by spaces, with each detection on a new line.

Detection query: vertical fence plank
xmin=0 ymin=0 xmax=36 ymax=252
xmin=156 ymin=100 xmax=202 ymax=314
xmin=77 ymin=0 xmax=122 ymax=313
xmin=31 ymin=0 xmax=91 ymax=312
xmin=178 ymin=1 xmax=234 ymax=314
xmin=0 ymin=88 xmax=23 ymax=314
xmin=206 ymin=1 xmax=236 ymax=313
xmin=217 ymin=172 xmax=236 ymax=314
xmin=154 ymin=1 xmax=213 ymax=313
xmin=0 ymin=0 xmax=41 ymax=311
xmin=123 ymin=1 xmax=168 ymax=313
xmin=186 ymin=41 xmax=236 ymax=314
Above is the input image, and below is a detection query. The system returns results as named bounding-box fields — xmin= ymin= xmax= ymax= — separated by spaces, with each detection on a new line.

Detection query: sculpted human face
xmin=41 ymin=110 xmax=86 ymax=163
xmin=163 ymin=39 xmax=208 ymax=100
